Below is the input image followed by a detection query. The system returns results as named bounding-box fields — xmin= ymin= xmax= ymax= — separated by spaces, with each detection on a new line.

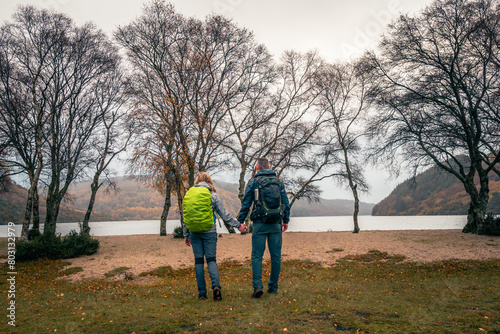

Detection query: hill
xmin=66 ymin=177 xmax=374 ymax=221
xmin=0 ymin=182 xmax=110 ymax=224
xmin=1 ymin=177 xmax=374 ymax=224
xmin=372 ymin=167 xmax=500 ymax=216
xmin=67 ymin=177 xmax=242 ymax=221
xmin=0 ymin=182 xmax=29 ymax=223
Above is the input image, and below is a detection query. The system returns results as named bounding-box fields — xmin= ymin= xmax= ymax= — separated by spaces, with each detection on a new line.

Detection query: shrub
xmin=16 ymin=230 xmax=100 ymax=261
xmin=482 ymin=214 xmax=500 ymax=236
xmin=173 ymin=226 xmax=184 ymax=239
xmin=27 ymin=228 xmax=41 ymax=240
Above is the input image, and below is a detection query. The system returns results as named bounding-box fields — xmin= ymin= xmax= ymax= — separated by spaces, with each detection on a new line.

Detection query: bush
xmin=482 ymin=214 xmax=500 ymax=236
xmin=173 ymin=226 xmax=184 ymax=239
xmin=16 ymin=230 xmax=100 ymax=261
xmin=27 ymin=228 xmax=41 ymax=240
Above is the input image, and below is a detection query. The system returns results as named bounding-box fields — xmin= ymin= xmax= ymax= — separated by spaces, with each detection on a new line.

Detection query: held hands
xmin=238 ymin=223 xmax=247 ymax=233
xmin=184 ymin=238 xmax=191 ymax=247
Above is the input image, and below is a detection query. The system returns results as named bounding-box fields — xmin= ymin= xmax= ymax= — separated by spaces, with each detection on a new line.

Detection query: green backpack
xmin=182 ymin=186 xmax=215 ymax=233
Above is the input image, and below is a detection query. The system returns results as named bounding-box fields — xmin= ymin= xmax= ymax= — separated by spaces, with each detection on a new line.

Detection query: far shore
xmin=3 ymin=229 xmax=496 ymax=281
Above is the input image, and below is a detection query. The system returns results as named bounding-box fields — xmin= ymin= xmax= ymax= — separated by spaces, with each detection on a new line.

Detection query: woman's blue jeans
xmin=189 ymin=232 xmax=220 ymax=295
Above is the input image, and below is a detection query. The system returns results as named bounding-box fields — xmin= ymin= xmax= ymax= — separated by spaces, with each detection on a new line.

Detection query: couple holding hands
xmin=182 ymin=158 xmax=291 ymax=301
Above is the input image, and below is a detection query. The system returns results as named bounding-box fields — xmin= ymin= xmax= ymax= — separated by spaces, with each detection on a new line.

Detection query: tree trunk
xmin=462 ymin=172 xmax=489 ymax=234
xmin=44 ymin=196 xmax=62 ymax=236
xmin=45 ymin=160 xmax=75 ymax=236
xmin=31 ymin=188 xmax=41 ymax=235
xmin=343 ymin=145 xmax=360 ymax=233
xmin=176 ymin=187 xmax=185 ymax=234
xmin=21 ymin=187 xmax=34 ymax=237
xmin=160 ymin=181 xmax=172 ymax=236
xmin=238 ymin=164 xmax=247 ymax=201
xmin=463 ymin=199 xmax=488 ymax=234
xmin=351 ymin=184 xmax=360 ymax=233
xmin=44 ymin=179 xmax=60 ymax=236
xmin=188 ymin=165 xmax=195 ymax=187
xmin=82 ymin=176 xmax=100 ymax=235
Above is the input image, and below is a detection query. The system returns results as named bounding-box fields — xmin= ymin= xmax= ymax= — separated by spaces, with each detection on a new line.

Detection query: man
xmin=237 ymin=158 xmax=290 ymax=298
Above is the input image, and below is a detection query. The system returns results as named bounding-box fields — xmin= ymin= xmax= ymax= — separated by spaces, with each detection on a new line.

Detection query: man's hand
xmin=238 ymin=223 xmax=247 ymax=233
xmin=282 ymin=223 xmax=288 ymax=232
xmin=185 ymin=238 xmax=191 ymax=246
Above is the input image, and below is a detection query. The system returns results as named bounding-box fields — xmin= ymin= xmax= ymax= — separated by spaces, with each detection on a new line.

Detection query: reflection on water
xmin=1 ymin=215 xmax=467 ymax=237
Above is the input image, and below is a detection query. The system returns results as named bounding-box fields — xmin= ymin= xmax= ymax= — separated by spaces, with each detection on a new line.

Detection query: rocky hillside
xmin=372 ymin=167 xmax=500 ymax=216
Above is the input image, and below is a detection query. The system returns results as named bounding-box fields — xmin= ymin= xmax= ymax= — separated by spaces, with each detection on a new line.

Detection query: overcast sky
xmin=0 ymin=0 xmax=437 ymax=203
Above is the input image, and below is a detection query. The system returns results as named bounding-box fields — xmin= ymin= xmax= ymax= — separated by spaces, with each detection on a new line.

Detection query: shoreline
xmin=47 ymin=229 xmax=499 ymax=281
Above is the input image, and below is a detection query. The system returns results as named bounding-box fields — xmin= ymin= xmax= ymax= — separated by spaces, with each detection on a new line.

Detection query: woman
xmin=182 ymin=172 xmax=246 ymax=300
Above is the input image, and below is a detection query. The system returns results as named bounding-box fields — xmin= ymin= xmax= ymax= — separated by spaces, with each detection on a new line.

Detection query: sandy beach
xmin=60 ymin=230 xmax=499 ymax=281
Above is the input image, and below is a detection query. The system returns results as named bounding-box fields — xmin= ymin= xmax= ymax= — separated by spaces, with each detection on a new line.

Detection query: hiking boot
xmin=252 ymin=288 xmax=263 ymax=298
xmin=198 ymin=293 xmax=207 ymax=300
xmin=267 ymin=288 xmax=278 ymax=294
xmin=213 ymin=287 xmax=222 ymax=301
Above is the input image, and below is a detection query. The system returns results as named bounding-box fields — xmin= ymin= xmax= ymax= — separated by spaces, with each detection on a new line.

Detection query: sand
xmin=60 ymin=230 xmax=499 ymax=281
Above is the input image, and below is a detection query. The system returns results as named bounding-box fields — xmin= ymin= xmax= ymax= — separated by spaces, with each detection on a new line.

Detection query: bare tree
xmin=227 ymin=51 xmax=339 ymax=231
xmin=115 ymin=1 xmax=192 ymax=235
xmin=218 ymin=43 xmax=276 ymax=200
xmin=0 ymin=7 xmax=65 ymax=236
xmin=176 ymin=14 xmax=266 ymax=186
xmin=365 ymin=0 xmax=500 ymax=234
xmin=0 ymin=6 xmax=123 ymax=236
xmin=81 ymin=70 xmax=132 ymax=235
xmin=125 ymin=74 xmax=184 ymax=236
xmin=315 ymin=61 xmax=371 ymax=233
xmin=262 ymin=51 xmax=338 ymax=207
xmin=116 ymin=1 xmax=277 ymax=233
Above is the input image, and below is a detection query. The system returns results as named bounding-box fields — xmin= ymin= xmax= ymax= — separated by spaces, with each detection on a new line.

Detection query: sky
xmin=0 ymin=0 xmax=437 ymax=203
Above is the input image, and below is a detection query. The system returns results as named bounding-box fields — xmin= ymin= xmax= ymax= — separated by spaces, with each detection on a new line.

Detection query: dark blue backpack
xmin=253 ymin=175 xmax=284 ymax=223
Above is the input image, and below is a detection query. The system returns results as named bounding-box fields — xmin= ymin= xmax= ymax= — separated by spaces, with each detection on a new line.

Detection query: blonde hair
xmin=194 ymin=172 xmax=216 ymax=193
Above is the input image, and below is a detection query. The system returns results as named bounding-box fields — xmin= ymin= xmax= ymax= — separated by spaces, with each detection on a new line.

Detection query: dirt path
xmin=60 ymin=230 xmax=499 ymax=281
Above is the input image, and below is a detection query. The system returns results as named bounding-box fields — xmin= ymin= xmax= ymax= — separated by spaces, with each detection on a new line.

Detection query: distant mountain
xmin=291 ymin=198 xmax=373 ymax=217
xmin=1 ymin=176 xmax=374 ymax=224
xmin=66 ymin=177 xmax=373 ymax=221
xmin=372 ymin=166 xmax=500 ymax=216
xmin=67 ymin=177 xmax=242 ymax=221
xmin=0 ymin=182 xmax=110 ymax=224
xmin=0 ymin=182 xmax=29 ymax=224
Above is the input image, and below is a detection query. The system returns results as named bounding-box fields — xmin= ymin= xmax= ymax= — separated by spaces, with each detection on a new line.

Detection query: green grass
xmin=58 ymin=267 xmax=83 ymax=277
xmin=326 ymin=248 xmax=344 ymax=253
xmin=104 ymin=267 xmax=131 ymax=278
xmin=1 ymin=253 xmax=499 ymax=333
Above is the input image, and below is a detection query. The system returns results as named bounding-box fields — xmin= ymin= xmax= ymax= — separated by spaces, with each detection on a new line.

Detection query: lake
xmin=1 ymin=215 xmax=467 ymax=237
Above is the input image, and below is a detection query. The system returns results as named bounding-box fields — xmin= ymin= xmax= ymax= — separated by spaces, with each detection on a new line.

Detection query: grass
xmin=326 ymin=248 xmax=344 ymax=253
xmin=338 ymin=249 xmax=407 ymax=263
xmin=0 ymin=238 xmax=7 ymax=258
xmin=104 ymin=267 xmax=131 ymax=278
xmin=1 ymin=253 xmax=499 ymax=333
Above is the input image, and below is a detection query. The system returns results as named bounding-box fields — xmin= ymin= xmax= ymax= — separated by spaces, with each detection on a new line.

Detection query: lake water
xmin=1 ymin=215 xmax=467 ymax=237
